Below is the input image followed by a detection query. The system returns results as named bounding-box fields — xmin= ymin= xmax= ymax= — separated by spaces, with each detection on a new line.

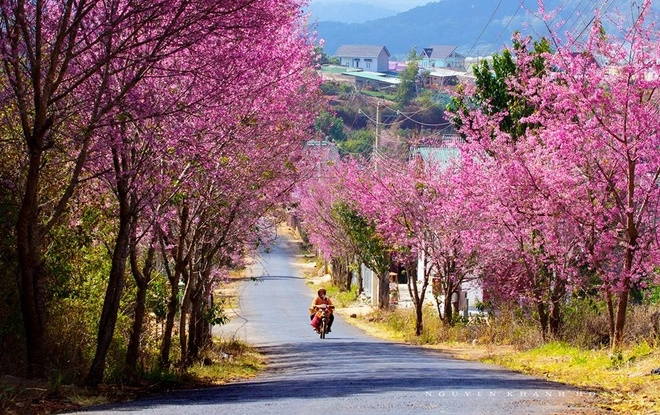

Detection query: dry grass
xmin=486 ymin=342 xmax=660 ymax=414
xmin=338 ymin=306 xmax=660 ymax=415
xmin=0 ymin=337 xmax=266 ymax=415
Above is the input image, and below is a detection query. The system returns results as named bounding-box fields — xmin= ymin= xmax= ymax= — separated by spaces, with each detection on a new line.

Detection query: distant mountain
xmin=314 ymin=0 xmax=654 ymax=58
xmin=306 ymin=2 xmax=398 ymax=24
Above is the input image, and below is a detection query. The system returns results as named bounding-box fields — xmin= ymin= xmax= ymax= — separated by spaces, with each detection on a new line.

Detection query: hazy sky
xmin=310 ymin=0 xmax=433 ymax=12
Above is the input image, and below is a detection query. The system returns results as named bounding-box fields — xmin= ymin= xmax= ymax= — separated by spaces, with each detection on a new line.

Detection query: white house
xmin=408 ymin=142 xmax=483 ymax=318
xmin=419 ymin=45 xmax=466 ymax=71
xmin=334 ymin=45 xmax=391 ymax=73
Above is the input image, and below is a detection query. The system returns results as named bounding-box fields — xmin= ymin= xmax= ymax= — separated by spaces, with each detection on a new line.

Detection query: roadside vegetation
xmin=299 ymin=7 xmax=660 ymax=415
xmin=0 ymin=0 xmax=319 ymax=412
xmin=312 ymin=277 xmax=660 ymax=414
xmin=0 ymin=338 xmax=265 ymax=415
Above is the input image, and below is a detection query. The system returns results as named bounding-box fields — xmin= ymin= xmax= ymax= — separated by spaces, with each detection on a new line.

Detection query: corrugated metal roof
xmin=343 ymin=71 xmax=401 ymax=84
xmin=428 ymin=68 xmax=464 ymax=77
xmin=421 ymin=45 xmax=458 ymax=60
xmin=334 ymin=45 xmax=390 ymax=58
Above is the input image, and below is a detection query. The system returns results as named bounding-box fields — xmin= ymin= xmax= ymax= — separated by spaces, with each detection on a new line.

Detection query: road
xmin=74 ymin=231 xmax=602 ymax=414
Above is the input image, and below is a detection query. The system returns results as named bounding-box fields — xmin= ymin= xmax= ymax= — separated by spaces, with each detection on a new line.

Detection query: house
xmin=406 ymin=137 xmax=483 ymax=318
xmin=304 ymin=140 xmax=340 ymax=173
xmin=425 ymin=67 xmax=463 ymax=89
xmin=342 ymin=71 xmax=400 ymax=91
xmin=334 ymin=45 xmax=391 ymax=73
xmin=419 ymin=45 xmax=466 ymax=71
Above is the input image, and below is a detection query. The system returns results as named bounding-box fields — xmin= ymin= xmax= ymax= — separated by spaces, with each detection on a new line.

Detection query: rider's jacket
xmin=309 ymin=296 xmax=334 ymax=317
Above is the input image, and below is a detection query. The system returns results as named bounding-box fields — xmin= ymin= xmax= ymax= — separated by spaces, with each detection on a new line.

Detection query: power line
xmin=554 ymin=0 xmax=591 ymax=35
xmin=497 ymin=0 xmax=525 ymax=47
xmin=569 ymin=0 xmax=620 ymax=46
xmin=395 ymin=110 xmax=454 ymax=128
xmin=357 ymin=108 xmax=389 ymax=127
xmin=379 ymin=102 xmax=455 ymax=128
xmin=466 ymin=0 xmax=505 ymax=58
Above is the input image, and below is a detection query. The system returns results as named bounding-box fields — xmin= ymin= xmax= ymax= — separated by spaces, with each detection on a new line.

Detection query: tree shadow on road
xmin=88 ymin=340 xmax=590 ymax=411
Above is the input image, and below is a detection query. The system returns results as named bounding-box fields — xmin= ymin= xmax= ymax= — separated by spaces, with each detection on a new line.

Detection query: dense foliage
xmin=296 ymin=0 xmax=660 ymax=351
xmin=0 ymin=0 xmax=321 ymax=384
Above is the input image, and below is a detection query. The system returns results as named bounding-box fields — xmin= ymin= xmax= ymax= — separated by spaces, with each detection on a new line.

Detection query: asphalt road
xmin=74 ymin=231 xmax=602 ymax=415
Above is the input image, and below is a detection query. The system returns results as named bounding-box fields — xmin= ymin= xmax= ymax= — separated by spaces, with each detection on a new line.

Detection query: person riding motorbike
xmin=309 ymin=288 xmax=334 ymax=333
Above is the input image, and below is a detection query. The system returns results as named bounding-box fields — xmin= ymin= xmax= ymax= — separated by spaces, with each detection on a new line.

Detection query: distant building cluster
xmin=329 ymin=44 xmax=476 ymax=91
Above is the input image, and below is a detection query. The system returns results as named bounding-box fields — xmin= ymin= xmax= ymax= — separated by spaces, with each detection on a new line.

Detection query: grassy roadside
xmin=328 ymin=297 xmax=660 ymax=414
xmin=485 ymin=342 xmax=660 ymax=414
xmin=292 ymin=225 xmax=660 ymax=414
xmin=0 ymin=337 xmax=265 ymax=415
xmin=0 ymin=267 xmax=264 ymax=415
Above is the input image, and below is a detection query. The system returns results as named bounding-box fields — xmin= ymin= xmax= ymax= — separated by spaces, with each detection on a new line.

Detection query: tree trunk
xmin=125 ymin=239 xmax=155 ymax=375
xmin=179 ymin=271 xmax=193 ymax=367
xmin=87 ymin=142 xmax=137 ymax=386
xmin=16 ymin=151 xmax=47 ymax=378
xmin=16 ymin=226 xmax=46 ymax=378
xmin=443 ymin=295 xmax=453 ymax=326
xmin=414 ymin=302 xmax=424 ymax=336
xmin=357 ymin=262 xmax=363 ymax=295
xmin=186 ymin=282 xmax=204 ymax=365
xmin=605 ymin=289 xmax=615 ymax=343
xmin=549 ymin=283 xmax=565 ymax=338
xmin=442 ymin=278 xmax=457 ymax=326
xmin=407 ymin=265 xmax=424 ymax=336
xmin=159 ymin=279 xmax=179 ymax=369
xmin=612 ymin=289 xmax=629 ymax=351
xmin=159 ymin=206 xmax=189 ymax=369
xmin=549 ymin=301 xmax=562 ymax=338
xmin=378 ymin=270 xmax=389 ymax=309
xmin=179 ymin=305 xmax=188 ymax=367
xmin=343 ymin=255 xmax=352 ymax=292
xmin=330 ymin=257 xmax=343 ymax=287
xmin=537 ymin=302 xmax=549 ymax=342
xmin=87 ymin=208 xmax=132 ymax=386
xmin=125 ymin=279 xmax=148 ymax=375
xmin=197 ymin=283 xmax=213 ymax=356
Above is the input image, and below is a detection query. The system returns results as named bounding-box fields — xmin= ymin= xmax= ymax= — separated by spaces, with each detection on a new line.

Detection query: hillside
xmin=306 ymin=2 xmax=398 ymax=24
xmin=315 ymin=0 xmax=653 ymax=58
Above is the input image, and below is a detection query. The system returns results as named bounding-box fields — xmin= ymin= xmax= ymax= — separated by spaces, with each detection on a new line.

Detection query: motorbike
xmin=313 ymin=304 xmax=335 ymax=339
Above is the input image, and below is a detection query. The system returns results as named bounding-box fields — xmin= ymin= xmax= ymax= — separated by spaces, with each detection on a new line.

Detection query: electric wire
xmin=497 ymin=0 xmax=525 ymax=47
xmin=573 ymin=0 xmax=620 ymax=45
xmin=466 ymin=0 xmax=505 ymax=58
xmin=373 ymin=102 xmax=456 ymax=129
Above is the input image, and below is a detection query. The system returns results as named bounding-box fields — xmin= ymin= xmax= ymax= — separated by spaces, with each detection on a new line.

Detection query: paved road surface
xmin=74 ymin=231 xmax=602 ymax=414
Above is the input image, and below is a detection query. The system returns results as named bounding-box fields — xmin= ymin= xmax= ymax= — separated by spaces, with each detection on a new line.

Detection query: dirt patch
xmin=335 ymin=305 xmax=372 ymax=319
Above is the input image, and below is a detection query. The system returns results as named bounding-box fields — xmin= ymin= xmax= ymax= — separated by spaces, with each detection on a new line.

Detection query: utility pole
xmin=374 ymin=100 xmax=381 ymax=173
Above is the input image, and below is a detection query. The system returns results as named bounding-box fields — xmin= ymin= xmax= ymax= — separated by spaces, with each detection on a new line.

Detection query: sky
xmin=310 ymin=0 xmax=433 ymax=12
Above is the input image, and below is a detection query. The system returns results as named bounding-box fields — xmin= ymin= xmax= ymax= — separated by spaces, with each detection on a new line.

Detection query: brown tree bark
xmin=158 ymin=206 xmax=189 ymax=369
xmin=378 ymin=271 xmax=389 ymax=309
xmin=125 ymin=235 xmax=156 ymax=375
xmin=87 ymin=173 xmax=133 ymax=385
xmin=16 ymin=176 xmax=46 ymax=378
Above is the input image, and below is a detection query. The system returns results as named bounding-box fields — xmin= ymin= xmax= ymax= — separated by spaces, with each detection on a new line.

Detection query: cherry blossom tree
xmin=450 ymin=0 xmax=660 ymax=347
xmin=297 ymin=158 xmax=393 ymax=307
xmin=297 ymin=176 xmax=358 ymax=290
xmin=147 ymin=8 xmax=320 ymax=370
xmin=531 ymin=0 xmax=660 ymax=348
xmin=0 ymin=0 xmax=321 ymax=380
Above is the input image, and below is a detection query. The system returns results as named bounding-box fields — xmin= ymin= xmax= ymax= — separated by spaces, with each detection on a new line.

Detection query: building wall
xmin=416 ymin=251 xmax=483 ymax=317
xmin=376 ymin=50 xmax=389 ymax=72
xmin=420 ymin=57 xmax=465 ymax=70
xmin=339 ymin=50 xmax=389 ymax=73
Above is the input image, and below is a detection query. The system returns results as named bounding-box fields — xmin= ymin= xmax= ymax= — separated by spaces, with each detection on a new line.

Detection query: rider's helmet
xmin=317 ymin=288 xmax=327 ymax=297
